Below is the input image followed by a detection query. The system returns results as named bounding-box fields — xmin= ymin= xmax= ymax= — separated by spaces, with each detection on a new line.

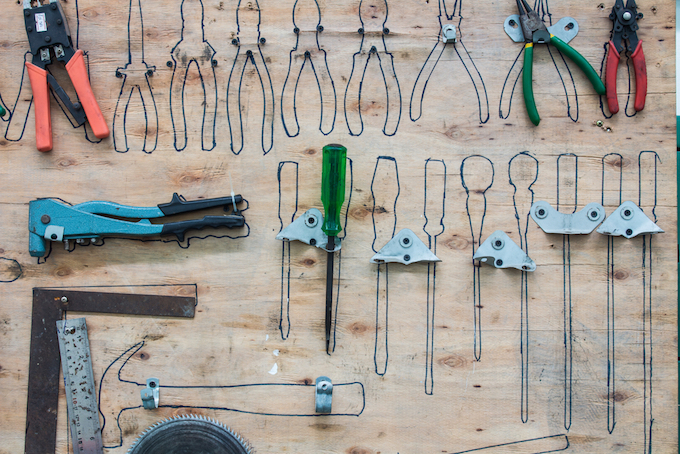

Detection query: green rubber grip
xmin=550 ymin=35 xmax=606 ymax=95
xmin=321 ymin=144 xmax=347 ymax=237
xmin=523 ymin=43 xmax=540 ymax=126
xmin=0 ymin=105 xmax=5 ymax=117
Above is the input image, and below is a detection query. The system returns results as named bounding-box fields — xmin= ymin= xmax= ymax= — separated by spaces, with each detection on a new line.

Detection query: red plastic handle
xmin=631 ymin=41 xmax=647 ymax=112
xmin=605 ymin=40 xmax=621 ymax=115
xmin=25 ymin=62 xmax=53 ymax=152
xmin=65 ymin=49 xmax=110 ymax=139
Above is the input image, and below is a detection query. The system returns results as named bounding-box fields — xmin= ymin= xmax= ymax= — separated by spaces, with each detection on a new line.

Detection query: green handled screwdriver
xmin=321 ymin=144 xmax=347 ymax=354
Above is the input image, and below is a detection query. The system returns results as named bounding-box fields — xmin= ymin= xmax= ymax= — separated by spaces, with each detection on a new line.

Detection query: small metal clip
xmin=141 ymin=377 xmax=160 ymax=410
xmin=441 ymin=24 xmax=457 ymax=43
xmin=370 ymin=228 xmax=440 ymax=265
xmin=474 ymin=230 xmax=536 ymax=271
xmin=597 ymin=201 xmax=664 ymax=239
xmin=276 ymin=208 xmax=341 ymax=252
xmin=315 ymin=376 xmax=333 ymax=414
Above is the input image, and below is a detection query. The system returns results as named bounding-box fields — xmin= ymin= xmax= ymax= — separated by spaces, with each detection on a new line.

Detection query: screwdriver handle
xmin=321 ymin=144 xmax=347 ymax=238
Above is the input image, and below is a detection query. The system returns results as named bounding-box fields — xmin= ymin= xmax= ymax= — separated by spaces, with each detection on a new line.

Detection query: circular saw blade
xmin=127 ymin=414 xmax=254 ymax=454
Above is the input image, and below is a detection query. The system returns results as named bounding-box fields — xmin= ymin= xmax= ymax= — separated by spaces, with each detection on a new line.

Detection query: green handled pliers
xmin=516 ymin=0 xmax=606 ymax=125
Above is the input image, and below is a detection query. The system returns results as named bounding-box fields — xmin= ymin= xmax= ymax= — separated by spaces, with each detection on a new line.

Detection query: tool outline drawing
xmin=508 ymin=151 xmax=538 ymax=422
xmin=280 ymin=0 xmax=337 ymax=137
xmin=227 ymin=0 xmax=275 ymax=155
xmin=423 ymin=158 xmax=446 ymax=395
xmin=169 ymin=0 xmax=217 ymax=152
xmin=461 ymin=155 xmax=494 ymax=362
xmin=601 ymin=152 xmax=623 ymax=434
xmin=410 ymin=0 xmax=489 ymax=124
xmin=99 ymin=341 xmax=366 ymax=449
xmin=370 ymin=156 xmax=400 ymax=376
xmin=113 ymin=0 xmax=158 ymax=153
xmin=343 ymin=0 xmax=402 ymax=137
xmin=278 ymin=161 xmax=299 ymax=340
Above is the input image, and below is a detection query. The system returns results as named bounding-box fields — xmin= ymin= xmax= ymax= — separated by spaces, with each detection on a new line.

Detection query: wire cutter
xmin=606 ymin=0 xmax=646 ymax=114
xmin=23 ymin=0 xmax=109 ymax=152
xmin=29 ymin=193 xmax=246 ymax=257
xmin=514 ymin=0 xmax=605 ymax=125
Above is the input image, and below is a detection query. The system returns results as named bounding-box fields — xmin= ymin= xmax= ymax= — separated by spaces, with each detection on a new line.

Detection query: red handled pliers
xmin=606 ymin=0 xmax=646 ymax=114
xmin=23 ymin=0 xmax=109 ymax=151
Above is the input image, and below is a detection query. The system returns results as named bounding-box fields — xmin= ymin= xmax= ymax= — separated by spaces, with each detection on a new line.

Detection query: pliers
xmin=29 ymin=193 xmax=246 ymax=257
xmin=23 ymin=0 xmax=109 ymax=151
xmin=514 ymin=0 xmax=605 ymax=125
xmin=606 ymin=0 xmax=646 ymax=114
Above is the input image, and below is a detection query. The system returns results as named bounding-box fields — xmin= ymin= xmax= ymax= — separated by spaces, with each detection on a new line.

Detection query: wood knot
xmin=347 ymin=448 xmax=373 ymax=454
xmin=613 ymin=269 xmax=629 ymax=280
xmin=348 ymin=322 xmax=370 ymax=335
xmin=349 ymin=206 xmax=371 ymax=221
xmin=439 ymin=354 xmax=466 ymax=369
xmin=137 ymin=351 xmax=150 ymax=361
xmin=298 ymin=377 xmax=313 ymax=385
xmin=58 ymin=158 xmax=77 ymax=168
xmin=300 ymin=258 xmax=316 ymax=267
xmin=55 ymin=267 xmax=72 ymax=277
xmin=444 ymin=235 xmax=469 ymax=251
xmin=303 ymin=148 xmax=317 ymax=156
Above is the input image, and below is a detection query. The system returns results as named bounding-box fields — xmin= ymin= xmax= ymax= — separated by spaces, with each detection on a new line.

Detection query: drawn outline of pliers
xmin=113 ymin=0 xmax=158 ymax=153
xmin=29 ymin=193 xmax=246 ymax=258
xmin=344 ymin=0 xmax=401 ymax=137
xmin=410 ymin=0 xmax=489 ymax=124
xmin=22 ymin=0 xmax=109 ymax=152
xmin=281 ymin=0 xmax=336 ymax=137
xmin=227 ymin=0 xmax=275 ymax=155
xmin=169 ymin=0 xmax=217 ymax=152
xmin=605 ymin=0 xmax=646 ymax=115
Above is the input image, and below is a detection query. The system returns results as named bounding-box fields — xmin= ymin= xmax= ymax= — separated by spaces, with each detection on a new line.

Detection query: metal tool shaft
xmin=325 ymin=236 xmax=336 ymax=354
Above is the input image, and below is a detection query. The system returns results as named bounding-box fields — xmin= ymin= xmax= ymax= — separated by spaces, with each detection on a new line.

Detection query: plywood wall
xmin=0 ymin=0 xmax=676 ymax=453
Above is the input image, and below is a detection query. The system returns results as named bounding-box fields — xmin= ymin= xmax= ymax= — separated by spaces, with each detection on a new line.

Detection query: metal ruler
xmin=56 ymin=318 xmax=103 ymax=454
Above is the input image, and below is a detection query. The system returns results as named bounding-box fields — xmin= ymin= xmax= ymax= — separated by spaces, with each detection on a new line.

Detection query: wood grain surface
xmin=0 ymin=0 xmax=676 ymax=453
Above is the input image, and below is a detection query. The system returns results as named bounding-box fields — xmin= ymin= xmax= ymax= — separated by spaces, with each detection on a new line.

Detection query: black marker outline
xmin=601 ymin=152 xmax=623 ymax=434
xmin=112 ymin=0 xmax=158 ymax=154
xmin=343 ymin=0 xmax=401 ymax=137
xmin=423 ymin=158 xmax=446 ymax=395
xmin=168 ymin=0 xmax=218 ymax=152
xmin=461 ymin=155 xmax=494 ymax=361
xmin=370 ymin=156 xmax=400 ymax=376
xmin=98 ymin=341 xmax=366 ymax=449
xmin=277 ymin=161 xmax=299 ymax=340
xmin=280 ymin=0 xmax=336 ymax=137
xmin=508 ymin=151 xmax=538 ymax=422
xmin=410 ymin=0 xmax=489 ymax=124
xmin=227 ymin=0 xmax=275 ymax=155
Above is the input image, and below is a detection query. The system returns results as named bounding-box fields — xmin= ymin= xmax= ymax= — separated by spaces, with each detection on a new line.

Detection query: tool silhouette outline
xmin=410 ymin=0 xmax=489 ymax=124
xmin=227 ymin=0 xmax=275 ymax=155
xmin=113 ymin=0 xmax=158 ymax=153
xmin=168 ymin=0 xmax=217 ymax=152
xmin=281 ymin=0 xmax=337 ymax=137
xmin=343 ymin=0 xmax=401 ymax=137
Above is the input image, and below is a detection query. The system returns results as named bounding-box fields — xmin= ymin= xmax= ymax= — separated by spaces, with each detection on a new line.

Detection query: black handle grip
xmin=158 ymin=193 xmax=243 ymax=216
xmin=160 ymin=215 xmax=246 ymax=241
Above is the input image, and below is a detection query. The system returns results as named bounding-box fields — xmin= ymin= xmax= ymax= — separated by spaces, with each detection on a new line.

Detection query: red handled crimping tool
xmin=23 ymin=0 xmax=109 ymax=151
xmin=606 ymin=0 xmax=646 ymax=114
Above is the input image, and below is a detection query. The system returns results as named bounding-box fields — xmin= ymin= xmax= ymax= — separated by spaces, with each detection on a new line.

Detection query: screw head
xmin=622 ymin=11 xmax=632 ymax=20
xmin=212 ymin=59 xmax=218 ymax=67
xmin=304 ymin=50 xmax=311 ymax=57
xmin=57 ymin=18 xmax=62 ymax=25
xmin=166 ymin=61 xmax=173 ymax=68
xmin=306 ymin=215 xmax=318 ymax=227
xmin=383 ymin=27 xmax=390 ymax=34
xmin=61 ymin=296 xmax=68 ymax=303
xmin=149 ymin=381 xmax=157 ymax=388
xmin=310 ymin=238 xmax=317 ymax=246
xmin=246 ymin=50 xmax=253 ymax=56
xmin=41 ymin=215 xmax=51 ymax=224
xmin=495 ymin=259 xmax=503 ymax=267
xmin=51 ymin=233 xmax=58 ymax=240
xmin=590 ymin=210 xmax=599 ymax=220
xmin=44 ymin=35 xmax=51 ymax=42
xmin=115 ymin=70 xmax=123 ymax=78
xmin=358 ymin=27 xmax=364 ymax=34
xmin=621 ymin=207 xmax=634 ymax=220
xmin=403 ymin=254 xmax=411 ymax=262
xmin=317 ymin=25 xmax=324 ymax=32
xmin=232 ymin=38 xmax=239 ymax=45
xmin=535 ymin=206 xmax=548 ymax=219
xmin=625 ymin=228 xmax=633 ymax=236
xmin=65 ymin=326 xmax=76 ymax=334
xmin=293 ymin=27 xmax=300 ymax=34
xmin=147 ymin=69 xmax=154 ymax=76
xmin=260 ymin=37 xmax=266 ymax=44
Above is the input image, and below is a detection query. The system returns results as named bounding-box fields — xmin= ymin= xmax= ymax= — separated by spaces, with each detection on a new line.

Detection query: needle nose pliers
xmin=606 ymin=0 xmax=646 ymax=114
xmin=515 ymin=0 xmax=605 ymax=125
xmin=23 ymin=0 xmax=109 ymax=151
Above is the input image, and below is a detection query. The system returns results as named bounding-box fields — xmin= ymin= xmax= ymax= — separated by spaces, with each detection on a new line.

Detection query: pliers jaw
xmin=517 ymin=0 xmax=549 ymax=43
xmin=24 ymin=0 xmax=75 ymax=69
xmin=609 ymin=0 xmax=642 ymax=54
